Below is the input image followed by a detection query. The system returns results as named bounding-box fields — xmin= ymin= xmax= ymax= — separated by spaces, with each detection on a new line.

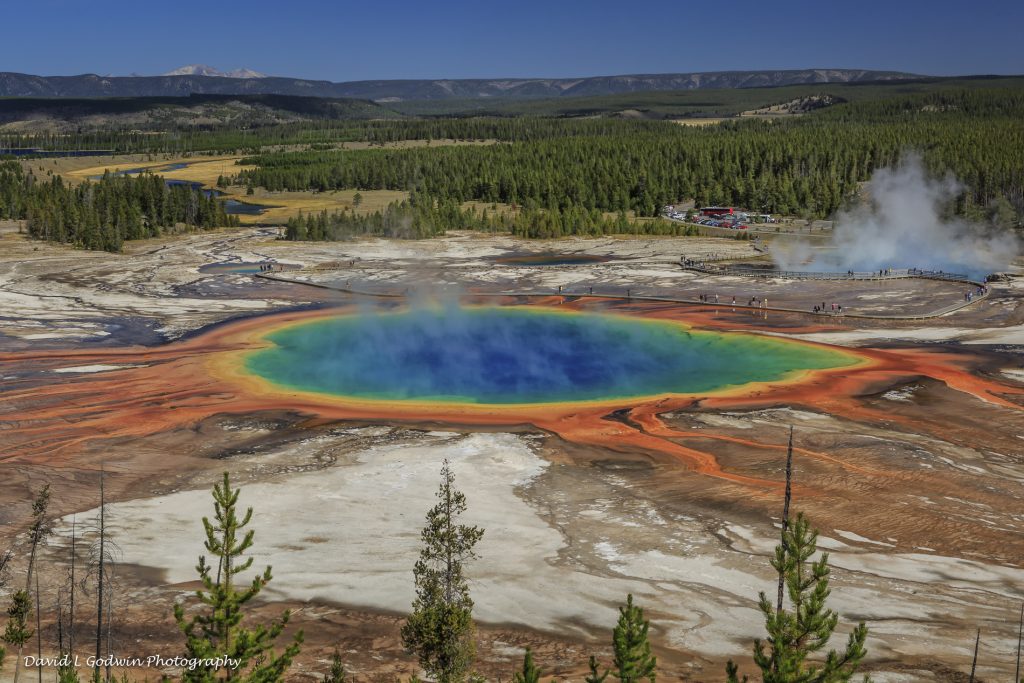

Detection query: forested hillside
xmin=1 ymin=76 xmax=1019 ymax=152
xmin=4 ymin=86 xmax=1022 ymax=249
xmin=236 ymin=89 xmax=1024 ymax=222
xmin=0 ymin=162 xmax=236 ymax=251
xmin=0 ymin=94 xmax=395 ymax=137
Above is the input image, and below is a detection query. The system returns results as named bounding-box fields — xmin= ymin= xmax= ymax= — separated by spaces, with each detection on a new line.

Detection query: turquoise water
xmin=244 ymin=307 xmax=854 ymax=404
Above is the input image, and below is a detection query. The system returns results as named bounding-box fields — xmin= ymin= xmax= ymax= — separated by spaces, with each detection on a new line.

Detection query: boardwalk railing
xmin=680 ymin=261 xmax=978 ymax=285
xmin=256 ymin=271 xmax=990 ymax=320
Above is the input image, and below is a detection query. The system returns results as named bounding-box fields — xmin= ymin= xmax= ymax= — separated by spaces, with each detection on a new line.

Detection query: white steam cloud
xmin=772 ymin=154 xmax=1020 ymax=278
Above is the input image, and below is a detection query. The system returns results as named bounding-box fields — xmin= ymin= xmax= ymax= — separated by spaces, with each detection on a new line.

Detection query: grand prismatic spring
xmin=243 ymin=306 xmax=858 ymax=404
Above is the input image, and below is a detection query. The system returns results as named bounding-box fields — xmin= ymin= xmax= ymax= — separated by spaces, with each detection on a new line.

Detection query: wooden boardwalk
xmin=255 ymin=271 xmax=990 ymax=321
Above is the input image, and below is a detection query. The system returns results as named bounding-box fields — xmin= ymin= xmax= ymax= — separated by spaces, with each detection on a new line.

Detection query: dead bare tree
xmin=776 ymin=426 xmax=794 ymax=614
xmin=968 ymin=628 xmax=979 ymax=683
xmin=81 ymin=471 xmax=119 ymax=683
xmin=93 ymin=473 xmax=106 ymax=682
xmin=56 ymin=517 xmax=79 ymax=683
xmin=104 ymin=569 xmax=114 ymax=683
xmin=96 ymin=471 xmax=104 ymax=679
xmin=1015 ymin=602 xmax=1022 ymax=683
xmin=34 ymin=572 xmax=41 ymax=683
xmin=69 ymin=517 xmax=76 ymax=658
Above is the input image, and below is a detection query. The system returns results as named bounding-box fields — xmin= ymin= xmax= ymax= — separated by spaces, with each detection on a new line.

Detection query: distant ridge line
xmin=0 ymin=68 xmax=922 ymax=101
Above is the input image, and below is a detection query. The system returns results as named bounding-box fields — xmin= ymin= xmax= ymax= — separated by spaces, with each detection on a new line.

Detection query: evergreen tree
xmin=401 ymin=460 xmax=484 ymax=683
xmin=322 ymin=650 xmax=347 ymax=683
xmin=174 ymin=472 xmax=303 ymax=682
xmin=58 ymin=662 xmax=81 ymax=683
xmin=512 ymin=648 xmax=541 ymax=683
xmin=612 ymin=595 xmax=656 ymax=683
xmin=585 ymin=655 xmax=610 ymax=683
xmin=725 ymin=513 xmax=870 ymax=683
xmin=0 ymin=550 xmax=10 ymax=671
xmin=2 ymin=591 xmax=33 ymax=670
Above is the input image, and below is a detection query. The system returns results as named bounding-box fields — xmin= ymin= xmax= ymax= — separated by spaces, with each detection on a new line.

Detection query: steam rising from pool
xmin=773 ymin=155 xmax=1020 ymax=277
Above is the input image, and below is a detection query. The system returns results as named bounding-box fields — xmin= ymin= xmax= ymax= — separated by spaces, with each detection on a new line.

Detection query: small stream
xmin=93 ymin=163 xmax=274 ymax=216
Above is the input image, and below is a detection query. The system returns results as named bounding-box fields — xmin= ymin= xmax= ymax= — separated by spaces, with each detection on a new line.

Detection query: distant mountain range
xmin=0 ymin=69 xmax=919 ymax=101
xmin=0 ymin=94 xmax=395 ymax=133
xmin=162 ymin=64 xmax=267 ymax=79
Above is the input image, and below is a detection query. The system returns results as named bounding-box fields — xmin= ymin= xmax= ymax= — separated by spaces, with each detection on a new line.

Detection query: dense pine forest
xmin=284 ymin=194 xmax=702 ymax=240
xmin=0 ymin=162 xmax=236 ymax=251
xmin=237 ymin=89 xmax=1024 ymax=223
xmin=285 ymin=196 xmax=469 ymax=240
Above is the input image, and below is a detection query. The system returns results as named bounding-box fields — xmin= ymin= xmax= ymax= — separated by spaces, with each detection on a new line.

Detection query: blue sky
xmin=4 ymin=0 xmax=1022 ymax=80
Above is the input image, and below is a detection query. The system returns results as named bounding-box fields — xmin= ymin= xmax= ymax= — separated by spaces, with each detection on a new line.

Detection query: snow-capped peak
xmin=162 ymin=64 xmax=266 ymax=79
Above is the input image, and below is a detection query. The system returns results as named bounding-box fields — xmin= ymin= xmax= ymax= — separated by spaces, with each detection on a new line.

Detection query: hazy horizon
xmin=8 ymin=64 xmax=1007 ymax=81
xmin=3 ymin=0 xmax=1022 ymax=82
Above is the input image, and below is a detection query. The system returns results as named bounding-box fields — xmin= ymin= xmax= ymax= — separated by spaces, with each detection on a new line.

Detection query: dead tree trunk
xmin=968 ymin=628 xmax=979 ymax=683
xmin=1015 ymin=602 xmax=1022 ymax=683
xmin=34 ymin=572 xmax=41 ymax=683
xmin=69 ymin=517 xmax=76 ymax=657
xmin=104 ymin=576 xmax=113 ymax=683
xmin=14 ymin=485 xmax=51 ymax=683
xmin=94 ymin=471 xmax=105 ymax=683
xmin=776 ymin=426 xmax=794 ymax=614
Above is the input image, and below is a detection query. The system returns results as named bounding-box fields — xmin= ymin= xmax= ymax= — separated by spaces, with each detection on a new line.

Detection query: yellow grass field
xmin=47 ymin=155 xmax=409 ymax=225
xmin=23 ymin=140 xmax=499 ymax=226
xmin=230 ymin=188 xmax=410 ymax=224
xmin=57 ymin=155 xmax=242 ymax=184
xmin=671 ymin=118 xmax=729 ymax=126
xmin=20 ymin=153 xmax=189 ymax=180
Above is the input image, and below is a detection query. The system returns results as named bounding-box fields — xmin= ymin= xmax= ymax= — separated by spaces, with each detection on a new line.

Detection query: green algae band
xmin=244 ymin=307 xmax=855 ymax=404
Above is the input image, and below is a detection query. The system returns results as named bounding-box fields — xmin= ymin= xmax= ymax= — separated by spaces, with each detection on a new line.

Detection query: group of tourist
xmin=840 ymin=268 xmax=896 ymax=278
xmin=682 ymin=254 xmax=725 ymax=266
xmin=813 ymin=301 xmax=843 ymax=314
xmin=963 ymin=285 xmax=988 ymax=302
xmin=696 ymin=293 xmax=772 ymax=310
